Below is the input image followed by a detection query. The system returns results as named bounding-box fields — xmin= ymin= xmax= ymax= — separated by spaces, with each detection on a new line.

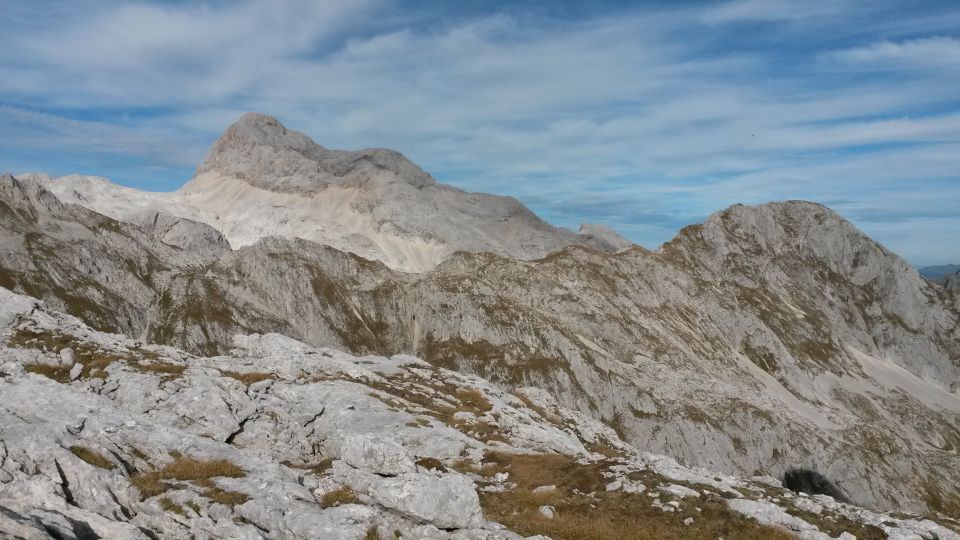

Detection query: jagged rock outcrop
xmin=196 ymin=112 xmax=437 ymax=192
xmin=2 ymin=287 xmax=957 ymax=539
xmin=128 ymin=209 xmax=232 ymax=253
xmin=40 ymin=113 xmax=619 ymax=272
xmin=2 ymin=171 xmax=958 ymax=517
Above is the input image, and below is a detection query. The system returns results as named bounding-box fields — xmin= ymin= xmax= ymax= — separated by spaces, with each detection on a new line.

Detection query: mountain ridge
xmin=2 ymin=170 xmax=958 ymax=516
xmin=39 ymin=113 xmax=627 ymax=272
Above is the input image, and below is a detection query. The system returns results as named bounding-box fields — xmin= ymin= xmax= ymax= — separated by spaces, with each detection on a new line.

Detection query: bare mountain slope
xmin=40 ymin=113 xmax=622 ymax=272
xmin=4 ymin=287 xmax=958 ymax=539
xmin=1 ymin=172 xmax=958 ymax=517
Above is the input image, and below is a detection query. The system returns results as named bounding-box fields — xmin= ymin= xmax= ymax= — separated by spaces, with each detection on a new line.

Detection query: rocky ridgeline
xmin=40 ymin=113 xmax=627 ymax=272
xmin=1 ymin=287 xmax=957 ymax=540
xmin=4 ymin=168 xmax=959 ymax=515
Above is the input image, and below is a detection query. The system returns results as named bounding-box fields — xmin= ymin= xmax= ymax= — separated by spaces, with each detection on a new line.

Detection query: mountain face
xmin=2 ymin=114 xmax=959 ymax=522
xmin=4 ymin=171 xmax=959 ymax=520
xmin=946 ymin=271 xmax=960 ymax=292
xmin=4 ymin=288 xmax=957 ymax=539
xmin=40 ymin=113 xmax=622 ymax=272
xmin=920 ymin=264 xmax=960 ymax=282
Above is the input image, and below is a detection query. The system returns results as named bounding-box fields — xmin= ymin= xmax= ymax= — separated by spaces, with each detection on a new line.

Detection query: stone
xmin=248 ymin=378 xmax=273 ymax=393
xmin=58 ymin=348 xmax=74 ymax=367
xmin=605 ymin=479 xmax=623 ymax=492
xmin=365 ymin=473 xmax=484 ymax=529
xmin=337 ymin=434 xmax=415 ymax=476
xmin=662 ymin=484 xmax=700 ymax=499
xmin=726 ymin=499 xmax=828 ymax=539
xmin=69 ymin=362 xmax=83 ymax=381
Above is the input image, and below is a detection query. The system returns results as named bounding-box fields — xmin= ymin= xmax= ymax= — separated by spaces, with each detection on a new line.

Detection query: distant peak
xmin=196 ymin=113 xmax=434 ymax=192
xmin=236 ymin=111 xmax=282 ymax=126
xmin=577 ymin=223 xmax=633 ymax=251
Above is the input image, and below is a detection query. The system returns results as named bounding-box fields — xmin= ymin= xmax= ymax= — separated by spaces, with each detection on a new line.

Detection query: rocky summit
xmin=37 ymin=113 xmax=624 ymax=272
xmin=1 ymin=113 xmax=959 ymax=539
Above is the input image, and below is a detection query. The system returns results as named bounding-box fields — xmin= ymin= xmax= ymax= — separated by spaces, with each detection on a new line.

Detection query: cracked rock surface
xmin=1 ymin=287 xmax=958 ymax=539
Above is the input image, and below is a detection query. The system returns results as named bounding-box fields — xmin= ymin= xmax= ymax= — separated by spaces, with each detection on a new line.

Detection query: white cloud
xmin=0 ymin=105 xmax=200 ymax=166
xmin=0 ymin=1 xmax=957 ymax=264
xmin=831 ymin=36 xmax=960 ymax=69
xmin=702 ymin=0 xmax=844 ymax=24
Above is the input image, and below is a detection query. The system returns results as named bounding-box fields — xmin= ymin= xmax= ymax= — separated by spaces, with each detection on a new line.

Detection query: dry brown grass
xmin=514 ymin=392 xmax=563 ymax=425
xmin=202 ymin=486 xmax=250 ymax=507
xmin=319 ymin=486 xmax=362 ymax=508
xmin=363 ymin=374 xmax=512 ymax=444
xmin=9 ymin=327 xmax=186 ymax=382
xmin=415 ymin=457 xmax=448 ymax=472
xmin=282 ymin=457 xmax=335 ymax=476
xmin=455 ymin=387 xmax=494 ymax=413
xmin=221 ymin=370 xmax=275 ymax=386
xmin=476 ymin=451 xmax=797 ymax=540
xmin=129 ymin=453 xmax=246 ymax=500
xmin=69 ymin=446 xmax=115 ymax=470
xmin=128 ymin=358 xmax=186 ymax=381
xmin=159 ymin=497 xmax=185 ymax=516
xmin=25 ymin=364 xmax=73 ymax=383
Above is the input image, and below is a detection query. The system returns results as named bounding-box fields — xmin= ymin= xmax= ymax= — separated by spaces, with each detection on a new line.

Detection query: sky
xmin=0 ymin=0 xmax=958 ymax=266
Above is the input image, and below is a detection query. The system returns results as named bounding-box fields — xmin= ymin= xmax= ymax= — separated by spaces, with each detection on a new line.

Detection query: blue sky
xmin=1 ymin=0 xmax=958 ymax=266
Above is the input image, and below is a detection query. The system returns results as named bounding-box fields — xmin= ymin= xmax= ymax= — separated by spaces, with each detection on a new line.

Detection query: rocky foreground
xmin=1 ymin=287 xmax=957 ymax=540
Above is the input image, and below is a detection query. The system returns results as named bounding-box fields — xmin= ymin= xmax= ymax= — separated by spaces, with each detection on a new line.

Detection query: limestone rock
xmin=0 ymin=288 xmax=955 ymax=540
xmin=128 ymin=209 xmax=231 ymax=254
xmin=578 ymin=223 xmax=633 ymax=250
xmin=337 ymin=434 xmax=415 ymax=476
xmin=69 ymin=362 xmax=82 ymax=381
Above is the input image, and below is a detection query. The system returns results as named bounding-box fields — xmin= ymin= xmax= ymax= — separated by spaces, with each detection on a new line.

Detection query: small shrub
xmin=69 ymin=446 xmax=115 ymax=470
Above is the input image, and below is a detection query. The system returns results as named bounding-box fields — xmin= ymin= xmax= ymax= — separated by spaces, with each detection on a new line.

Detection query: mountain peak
xmin=195 ymin=113 xmax=434 ymax=193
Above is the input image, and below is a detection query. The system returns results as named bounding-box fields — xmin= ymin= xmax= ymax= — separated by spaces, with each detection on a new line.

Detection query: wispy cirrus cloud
xmin=0 ymin=0 xmax=957 ymax=265
xmin=831 ymin=36 xmax=960 ymax=70
xmin=701 ymin=0 xmax=845 ymax=24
